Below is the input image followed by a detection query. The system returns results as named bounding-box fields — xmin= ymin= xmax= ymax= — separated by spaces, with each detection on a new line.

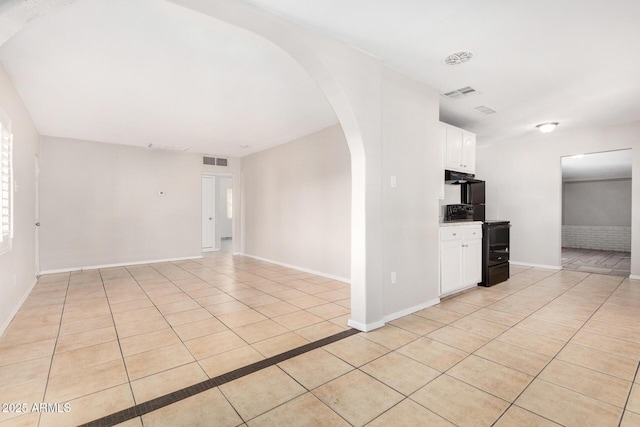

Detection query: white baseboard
xmin=238 ymin=253 xmax=350 ymax=284
xmin=383 ymin=297 xmax=441 ymax=323
xmin=510 ymin=261 xmax=562 ymax=270
xmin=347 ymin=297 xmax=441 ymax=333
xmin=0 ymin=276 xmax=38 ymax=337
xmin=629 ymin=275 xmax=640 ymax=280
xmin=202 ymin=248 xmax=219 ymax=253
xmin=348 ymin=318 xmax=385 ymax=332
xmin=39 ymin=255 xmax=204 ymax=275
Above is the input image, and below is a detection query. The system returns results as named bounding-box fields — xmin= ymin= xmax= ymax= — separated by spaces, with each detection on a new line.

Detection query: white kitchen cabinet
xmin=461 ymin=131 xmax=476 ymax=173
xmin=440 ymin=224 xmax=482 ymax=296
xmin=441 ymin=122 xmax=476 ymax=174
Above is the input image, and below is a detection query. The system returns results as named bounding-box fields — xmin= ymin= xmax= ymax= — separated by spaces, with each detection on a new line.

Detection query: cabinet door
xmin=462 ymin=237 xmax=482 ymax=286
xmin=462 ymin=132 xmax=476 ymax=173
xmin=444 ymin=126 xmax=463 ymax=171
xmin=441 ymin=239 xmax=463 ymax=295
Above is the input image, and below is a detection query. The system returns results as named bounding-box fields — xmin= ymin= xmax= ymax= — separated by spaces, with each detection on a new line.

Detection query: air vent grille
xmin=443 ymin=51 xmax=474 ymax=66
xmin=474 ymin=105 xmax=497 ymax=115
xmin=443 ymin=86 xmax=477 ymax=100
xmin=203 ymin=157 xmax=229 ymax=167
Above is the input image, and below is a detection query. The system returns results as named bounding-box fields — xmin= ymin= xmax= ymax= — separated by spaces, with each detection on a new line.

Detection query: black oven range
xmin=481 ymin=220 xmax=511 ymax=286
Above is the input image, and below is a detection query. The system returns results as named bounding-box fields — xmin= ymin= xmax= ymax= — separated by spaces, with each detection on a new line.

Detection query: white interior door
xmin=202 ymin=175 xmax=216 ymax=251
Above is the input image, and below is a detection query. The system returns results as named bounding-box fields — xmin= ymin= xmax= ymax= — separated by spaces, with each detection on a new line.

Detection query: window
xmin=0 ymin=111 xmax=13 ymax=255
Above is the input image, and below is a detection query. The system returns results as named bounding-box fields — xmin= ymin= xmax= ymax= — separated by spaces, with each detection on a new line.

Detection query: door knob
xmin=35 ymin=222 xmax=40 ymax=227
xmin=209 ymin=217 xmax=212 ymax=220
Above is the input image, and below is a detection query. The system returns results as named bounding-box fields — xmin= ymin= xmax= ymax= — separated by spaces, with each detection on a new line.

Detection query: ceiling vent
xmin=474 ymin=105 xmax=497 ymax=115
xmin=442 ymin=86 xmax=477 ymax=100
xmin=203 ymin=157 xmax=229 ymax=167
xmin=443 ymin=51 xmax=474 ymax=66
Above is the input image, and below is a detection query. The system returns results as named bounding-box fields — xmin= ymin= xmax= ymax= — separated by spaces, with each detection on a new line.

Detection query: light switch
xmin=390 ymin=176 xmax=397 ymax=188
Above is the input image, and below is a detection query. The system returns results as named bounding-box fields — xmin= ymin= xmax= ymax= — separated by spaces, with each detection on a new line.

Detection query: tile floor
xmin=0 ymin=253 xmax=351 ymax=426
xmin=1 ymin=255 xmax=640 ymax=426
xmin=562 ymin=247 xmax=631 ymax=277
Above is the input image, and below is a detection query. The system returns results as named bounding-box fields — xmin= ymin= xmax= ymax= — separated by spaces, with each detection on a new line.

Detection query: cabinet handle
xmin=452 ymin=233 xmax=457 ymax=236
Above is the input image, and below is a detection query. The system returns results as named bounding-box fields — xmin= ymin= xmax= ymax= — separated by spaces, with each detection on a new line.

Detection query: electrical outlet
xmin=391 ymin=271 xmax=397 ymax=284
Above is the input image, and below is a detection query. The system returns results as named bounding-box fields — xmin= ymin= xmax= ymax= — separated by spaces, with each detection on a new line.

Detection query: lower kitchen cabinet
xmin=440 ymin=224 xmax=482 ymax=296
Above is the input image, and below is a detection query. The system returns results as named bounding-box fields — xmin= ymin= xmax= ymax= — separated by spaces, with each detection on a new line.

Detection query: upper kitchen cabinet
xmin=441 ymin=122 xmax=476 ymax=174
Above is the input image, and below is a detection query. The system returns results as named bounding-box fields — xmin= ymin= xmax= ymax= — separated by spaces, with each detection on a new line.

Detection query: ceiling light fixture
xmin=536 ymin=122 xmax=559 ymax=134
xmin=443 ymin=51 xmax=474 ymax=65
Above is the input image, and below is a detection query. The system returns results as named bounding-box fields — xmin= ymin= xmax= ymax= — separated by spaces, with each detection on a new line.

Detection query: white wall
xmin=219 ymin=178 xmax=233 ymax=239
xmin=0 ymin=63 xmax=39 ymax=334
xmin=39 ymin=137 xmax=203 ymax=272
xmin=241 ymin=124 xmax=351 ymax=280
xmin=562 ymin=225 xmax=631 ymax=252
xmin=563 ymin=179 xmax=631 ymax=226
xmin=477 ymin=121 xmax=640 ymax=275
xmin=381 ymin=66 xmax=441 ymax=317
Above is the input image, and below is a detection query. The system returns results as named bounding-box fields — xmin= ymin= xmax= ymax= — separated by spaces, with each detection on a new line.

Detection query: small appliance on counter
xmin=481 ymin=220 xmax=511 ymax=286
xmin=444 ymin=204 xmax=475 ymax=222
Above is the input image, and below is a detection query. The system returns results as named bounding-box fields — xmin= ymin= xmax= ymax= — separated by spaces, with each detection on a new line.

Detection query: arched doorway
xmin=1 ymin=0 xmax=380 ymax=331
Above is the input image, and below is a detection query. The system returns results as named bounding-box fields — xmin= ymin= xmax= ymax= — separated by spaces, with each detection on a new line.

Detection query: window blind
xmin=0 ymin=119 xmax=12 ymax=246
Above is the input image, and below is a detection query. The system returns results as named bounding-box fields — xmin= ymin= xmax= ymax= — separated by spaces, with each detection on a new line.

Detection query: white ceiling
xmin=1 ymin=0 xmax=640 ymax=156
xmin=245 ymin=0 xmax=640 ymax=145
xmin=562 ymin=150 xmax=632 ymax=182
xmin=0 ymin=0 xmax=338 ymax=157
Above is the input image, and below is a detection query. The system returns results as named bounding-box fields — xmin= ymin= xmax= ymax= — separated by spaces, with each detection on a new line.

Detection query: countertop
xmin=439 ymin=221 xmax=483 ymax=227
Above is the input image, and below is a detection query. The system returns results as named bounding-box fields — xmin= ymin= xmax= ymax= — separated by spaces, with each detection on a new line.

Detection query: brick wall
xmin=562 ymin=225 xmax=631 ymax=252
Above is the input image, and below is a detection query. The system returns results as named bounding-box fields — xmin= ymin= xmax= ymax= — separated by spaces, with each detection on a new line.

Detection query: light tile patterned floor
xmin=0 ymin=252 xmax=350 ymax=426
xmin=2 ymin=255 xmax=640 ymax=426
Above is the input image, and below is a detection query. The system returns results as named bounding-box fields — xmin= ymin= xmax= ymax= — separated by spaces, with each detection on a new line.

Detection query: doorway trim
xmin=559 ymin=148 xmax=634 ymax=278
xmin=202 ymin=174 xmax=216 ymax=252
xmin=202 ymin=172 xmax=234 ymax=253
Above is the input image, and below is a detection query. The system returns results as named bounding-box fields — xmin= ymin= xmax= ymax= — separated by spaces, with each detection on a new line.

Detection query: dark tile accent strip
xmin=80 ymin=328 xmax=360 ymax=427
